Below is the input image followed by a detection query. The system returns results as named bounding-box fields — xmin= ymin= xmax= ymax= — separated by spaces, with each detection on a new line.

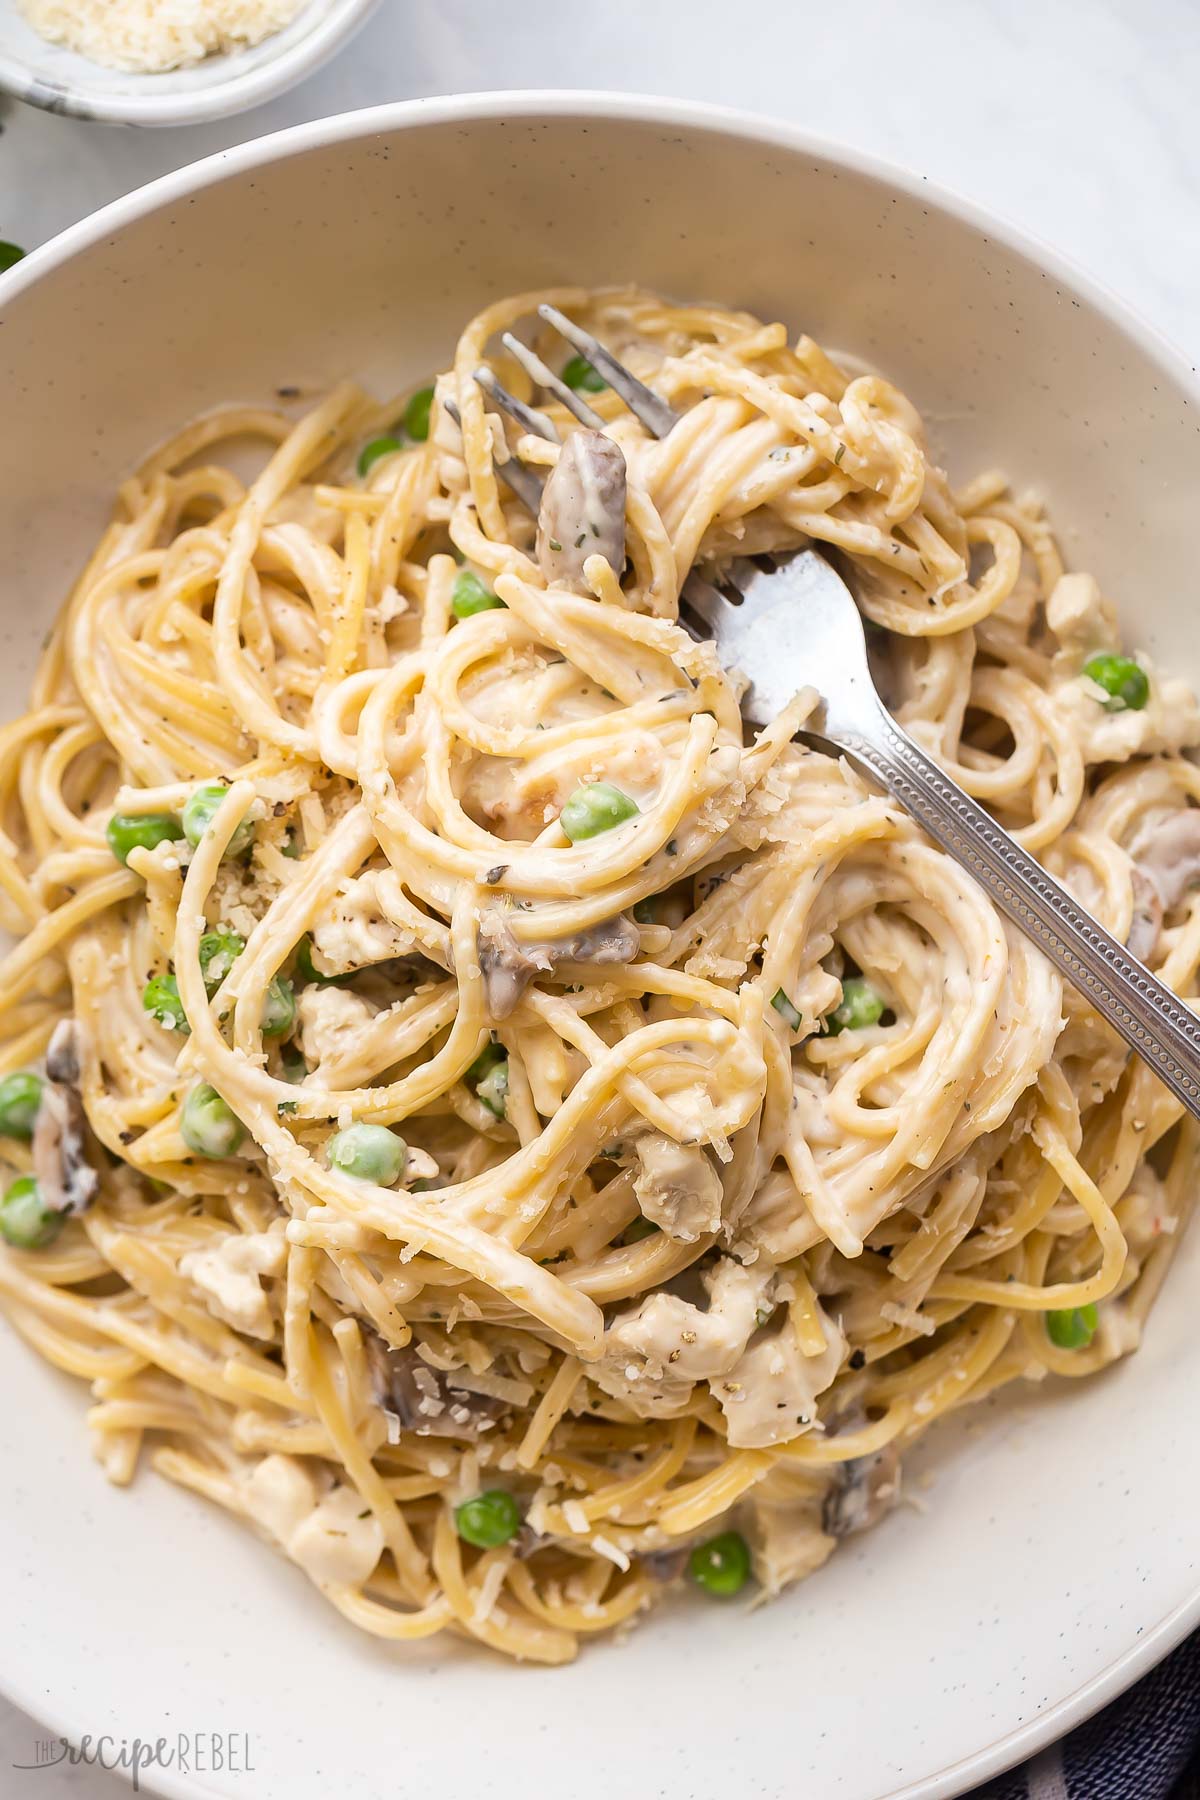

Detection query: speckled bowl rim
xmin=2 ymin=89 xmax=1199 ymax=1799
xmin=0 ymin=0 xmax=379 ymax=125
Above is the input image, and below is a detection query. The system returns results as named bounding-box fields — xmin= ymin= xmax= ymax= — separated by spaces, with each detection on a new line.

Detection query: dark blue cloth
xmin=972 ymin=1633 xmax=1200 ymax=1799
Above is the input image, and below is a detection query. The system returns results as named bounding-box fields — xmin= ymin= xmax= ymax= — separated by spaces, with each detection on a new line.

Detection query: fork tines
xmin=535 ymin=303 xmax=680 ymax=441
xmin=442 ymin=394 xmax=544 ymax=510
xmin=466 ymin=303 xmax=681 ymax=511
xmin=499 ymin=331 xmax=600 ymax=432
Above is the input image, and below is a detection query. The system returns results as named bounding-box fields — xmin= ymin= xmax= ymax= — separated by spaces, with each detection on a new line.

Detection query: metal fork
xmin=471 ymin=308 xmax=1200 ymax=1122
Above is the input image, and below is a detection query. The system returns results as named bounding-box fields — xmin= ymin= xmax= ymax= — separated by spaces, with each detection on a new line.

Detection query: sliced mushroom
xmin=1127 ymin=867 xmax=1163 ymax=963
xmin=1130 ymin=808 xmax=1200 ymax=914
xmin=366 ymin=1336 xmax=510 ymax=1441
xmin=640 ymin=1545 xmax=690 ymax=1581
xmin=477 ymin=913 xmax=542 ymax=1020
xmin=544 ymin=915 xmax=641 ymax=971
xmin=536 ymin=429 xmax=627 ymax=593
xmin=820 ymin=1441 xmax=901 ymax=1538
xmin=32 ymin=1020 xmax=99 ymax=1216
xmin=477 ymin=908 xmax=640 ymax=1020
xmin=633 ymin=1133 xmax=724 ymax=1242
xmin=45 ymin=1019 xmax=81 ymax=1086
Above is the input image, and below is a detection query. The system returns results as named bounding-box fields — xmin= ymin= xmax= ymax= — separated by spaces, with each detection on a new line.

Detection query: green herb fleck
xmin=771 ymin=988 xmax=803 ymax=1033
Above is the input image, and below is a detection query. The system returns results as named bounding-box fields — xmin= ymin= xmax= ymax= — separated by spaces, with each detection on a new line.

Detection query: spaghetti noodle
xmin=1 ymin=287 xmax=1198 ymax=1661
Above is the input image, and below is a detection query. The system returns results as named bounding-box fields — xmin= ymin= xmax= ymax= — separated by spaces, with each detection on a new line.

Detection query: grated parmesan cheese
xmin=880 ymin=1300 xmax=937 ymax=1338
xmin=17 ymin=0 xmax=310 ymax=75
xmin=470 ymin=1556 xmax=510 ymax=1626
xmin=562 ymin=1499 xmax=590 ymax=1536
xmin=589 ymin=1535 xmax=630 ymax=1572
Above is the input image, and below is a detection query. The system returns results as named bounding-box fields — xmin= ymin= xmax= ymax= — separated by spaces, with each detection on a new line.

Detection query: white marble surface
xmin=0 ymin=0 xmax=1197 ymax=1790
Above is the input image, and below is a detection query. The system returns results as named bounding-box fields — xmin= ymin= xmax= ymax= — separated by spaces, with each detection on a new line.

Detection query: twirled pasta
xmin=2 ymin=288 xmax=1198 ymax=1660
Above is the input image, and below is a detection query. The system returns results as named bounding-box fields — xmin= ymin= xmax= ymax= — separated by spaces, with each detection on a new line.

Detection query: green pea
xmin=0 ymin=1176 xmax=63 ymax=1251
xmin=358 ymin=434 xmax=403 ymax=477
xmin=1046 ymin=1303 xmax=1098 ymax=1350
xmin=295 ymin=936 xmax=351 ymax=987
xmin=277 ymin=1053 xmax=305 ymax=1114
xmin=560 ymin=782 xmax=640 ymax=843
xmin=451 ymin=570 xmax=505 ymax=619
xmin=688 ymin=1530 xmax=751 ymax=1597
xmin=403 ymin=386 xmax=435 ymax=442
xmin=560 ymin=354 xmax=607 ymax=394
xmin=180 ymin=1083 xmax=245 ymax=1159
xmin=327 ymin=1123 xmax=407 ymax=1186
xmin=261 ymin=977 xmax=296 ymax=1039
xmin=1083 ymin=652 xmax=1149 ymax=712
xmin=476 ymin=1059 xmax=509 ymax=1121
xmin=466 ymin=1040 xmax=505 ymax=1084
xmin=825 ymin=976 xmax=885 ymax=1036
xmin=0 ymin=243 xmax=26 ymax=274
xmin=142 ymin=973 xmax=189 ymax=1034
xmin=455 ymin=1489 xmax=521 ymax=1548
xmin=106 ymin=811 xmax=182 ymax=866
xmin=198 ymin=927 xmax=245 ymax=994
xmin=771 ymin=988 xmax=803 ymax=1033
xmin=0 ymin=1071 xmax=44 ymax=1140
xmin=182 ymin=783 xmax=254 ymax=858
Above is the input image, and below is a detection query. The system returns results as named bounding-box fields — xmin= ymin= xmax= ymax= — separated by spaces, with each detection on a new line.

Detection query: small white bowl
xmin=0 ymin=0 xmax=378 ymax=125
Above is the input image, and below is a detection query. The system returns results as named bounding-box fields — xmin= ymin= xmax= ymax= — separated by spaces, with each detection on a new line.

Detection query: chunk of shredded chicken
xmin=1046 ymin=573 xmax=1200 ymax=763
xmin=242 ymin=1454 xmax=383 ymax=1586
xmin=298 ymin=987 xmax=378 ymax=1067
xmin=179 ymin=1223 xmax=287 ymax=1340
xmin=594 ymin=1256 xmax=845 ymax=1446
xmin=310 ymin=869 xmax=422 ymax=972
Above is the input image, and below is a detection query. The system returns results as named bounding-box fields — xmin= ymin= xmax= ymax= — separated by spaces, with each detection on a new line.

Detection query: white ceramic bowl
xmin=0 ymin=0 xmax=378 ymax=125
xmin=1 ymin=93 xmax=1198 ymax=1800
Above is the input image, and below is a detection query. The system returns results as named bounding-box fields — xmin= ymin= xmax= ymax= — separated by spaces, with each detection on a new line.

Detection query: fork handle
xmin=824 ymin=708 xmax=1200 ymax=1124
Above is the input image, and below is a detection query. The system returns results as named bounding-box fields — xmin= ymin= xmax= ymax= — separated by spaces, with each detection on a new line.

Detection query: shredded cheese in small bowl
xmin=0 ymin=0 xmax=378 ymax=125
xmin=17 ymin=0 xmax=310 ymax=74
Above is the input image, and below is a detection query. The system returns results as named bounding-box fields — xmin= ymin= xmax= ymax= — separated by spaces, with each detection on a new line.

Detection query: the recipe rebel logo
xmin=12 ymin=1730 xmax=257 ymax=1789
